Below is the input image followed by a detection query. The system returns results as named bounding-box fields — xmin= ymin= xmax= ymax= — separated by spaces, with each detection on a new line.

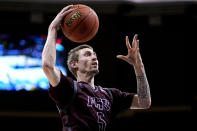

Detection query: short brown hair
xmin=67 ymin=44 xmax=93 ymax=78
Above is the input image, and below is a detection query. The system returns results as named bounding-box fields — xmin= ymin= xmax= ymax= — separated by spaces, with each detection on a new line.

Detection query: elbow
xmin=42 ymin=53 xmax=55 ymax=71
xmin=42 ymin=61 xmax=54 ymax=72
xmin=144 ymin=101 xmax=151 ymax=109
xmin=145 ymin=100 xmax=151 ymax=109
xmin=140 ymin=99 xmax=151 ymax=109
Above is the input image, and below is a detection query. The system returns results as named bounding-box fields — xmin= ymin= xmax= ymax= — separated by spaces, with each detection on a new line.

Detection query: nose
xmin=92 ymin=57 xmax=97 ymax=61
xmin=92 ymin=54 xmax=97 ymax=61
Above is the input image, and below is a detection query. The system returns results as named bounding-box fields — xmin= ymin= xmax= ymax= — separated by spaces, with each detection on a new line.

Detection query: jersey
xmin=48 ymin=71 xmax=135 ymax=131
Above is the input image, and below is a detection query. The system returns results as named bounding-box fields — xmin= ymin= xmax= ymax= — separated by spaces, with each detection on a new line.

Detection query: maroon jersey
xmin=49 ymin=71 xmax=134 ymax=131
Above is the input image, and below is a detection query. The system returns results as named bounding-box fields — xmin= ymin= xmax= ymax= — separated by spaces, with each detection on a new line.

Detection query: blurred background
xmin=0 ymin=0 xmax=192 ymax=130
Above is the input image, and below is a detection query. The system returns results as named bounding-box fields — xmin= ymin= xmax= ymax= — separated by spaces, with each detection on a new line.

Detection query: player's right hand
xmin=49 ymin=5 xmax=74 ymax=31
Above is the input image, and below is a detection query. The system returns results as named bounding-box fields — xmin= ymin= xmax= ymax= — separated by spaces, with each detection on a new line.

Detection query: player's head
xmin=67 ymin=44 xmax=99 ymax=78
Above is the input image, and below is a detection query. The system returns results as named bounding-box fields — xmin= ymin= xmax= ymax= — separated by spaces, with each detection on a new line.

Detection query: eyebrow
xmin=84 ymin=50 xmax=97 ymax=55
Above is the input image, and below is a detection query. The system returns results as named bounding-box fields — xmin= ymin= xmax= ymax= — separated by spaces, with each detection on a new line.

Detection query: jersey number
xmin=97 ymin=112 xmax=106 ymax=131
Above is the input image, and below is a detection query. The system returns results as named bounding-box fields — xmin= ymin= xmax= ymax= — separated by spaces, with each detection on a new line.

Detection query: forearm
xmin=117 ymin=34 xmax=151 ymax=109
xmin=42 ymin=27 xmax=57 ymax=68
xmin=134 ymin=64 xmax=151 ymax=108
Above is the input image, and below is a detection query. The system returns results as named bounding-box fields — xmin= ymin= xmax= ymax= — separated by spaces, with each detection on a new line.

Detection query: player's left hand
xmin=117 ymin=34 xmax=142 ymax=66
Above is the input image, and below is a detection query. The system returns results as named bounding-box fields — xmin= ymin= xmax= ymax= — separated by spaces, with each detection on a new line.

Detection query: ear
xmin=70 ymin=61 xmax=78 ymax=69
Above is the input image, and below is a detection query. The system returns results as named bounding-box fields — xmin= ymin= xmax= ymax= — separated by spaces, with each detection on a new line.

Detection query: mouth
xmin=92 ymin=62 xmax=98 ymax=66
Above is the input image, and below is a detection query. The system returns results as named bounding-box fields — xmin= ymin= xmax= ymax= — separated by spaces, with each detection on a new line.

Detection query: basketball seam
xmin=77 ymin=13 xmax=97 ymax=42
xmin=69 ymin=11 xmax=93 ymax=36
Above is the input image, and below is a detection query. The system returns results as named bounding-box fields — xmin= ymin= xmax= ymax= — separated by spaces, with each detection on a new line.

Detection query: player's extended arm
xmin=42 ymin=5 xmax=74 ymax=87
xmin=117 ymin=34 xmax=151 ymax=109
xmin=132 ymin=63 xmax=151 ymax=109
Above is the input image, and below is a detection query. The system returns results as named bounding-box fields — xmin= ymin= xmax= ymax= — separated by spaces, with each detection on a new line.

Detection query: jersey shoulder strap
xmin=56 ymin=80 xmax=78 ymax=114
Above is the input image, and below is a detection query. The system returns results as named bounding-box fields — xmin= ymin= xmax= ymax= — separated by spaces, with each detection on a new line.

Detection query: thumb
xmin=116 ymin=55 xmax=127 ymax=61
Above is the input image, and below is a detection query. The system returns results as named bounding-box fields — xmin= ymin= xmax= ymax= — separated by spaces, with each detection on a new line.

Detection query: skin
xmin=71 ymin=48 xmax=99 ymax=89
xmin=42 ymin=5 xmax=74 ymax=87
xmin=117 ymin=35 xmax=151 ymax=109
xmin=42 ymin=5 xmax=151 ymax=110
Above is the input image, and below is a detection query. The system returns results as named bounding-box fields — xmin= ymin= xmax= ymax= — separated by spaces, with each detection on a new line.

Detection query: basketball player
xmin=42 ymin=5 xmax=151 ymax=131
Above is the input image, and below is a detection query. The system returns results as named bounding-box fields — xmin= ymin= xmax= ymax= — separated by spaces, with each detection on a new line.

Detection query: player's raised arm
xmin=117 ymin=34 xmax=151 ymax=109
xmin=42 ymin=5 xmax=74 ymax=87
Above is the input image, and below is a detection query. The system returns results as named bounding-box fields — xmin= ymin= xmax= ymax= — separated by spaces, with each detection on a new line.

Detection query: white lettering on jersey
xmin=87 ymin=96 xmax=110 ymax=111
xmin=87 ymin=96 xmax=110 ymax=131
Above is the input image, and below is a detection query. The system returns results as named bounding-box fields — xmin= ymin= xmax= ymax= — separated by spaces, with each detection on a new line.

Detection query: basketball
xmin=61 ymin=4 xmax=99 ymax=43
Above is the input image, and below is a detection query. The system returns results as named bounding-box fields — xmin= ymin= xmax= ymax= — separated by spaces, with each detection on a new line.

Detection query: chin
xmin=91 ymin=69 xmax=99 ymax=75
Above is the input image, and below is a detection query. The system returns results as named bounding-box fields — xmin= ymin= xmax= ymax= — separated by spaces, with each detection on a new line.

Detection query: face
xmin=76 ymin=48 xmax=99 ymax=76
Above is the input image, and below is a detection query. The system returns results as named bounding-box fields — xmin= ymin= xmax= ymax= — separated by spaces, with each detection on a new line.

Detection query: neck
xmin=76 ymin=72 xmax=95 ymax=89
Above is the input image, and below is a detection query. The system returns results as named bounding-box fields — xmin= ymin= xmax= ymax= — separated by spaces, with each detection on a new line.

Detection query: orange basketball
xmin=61 ymin=4 xmax=99 ymax=43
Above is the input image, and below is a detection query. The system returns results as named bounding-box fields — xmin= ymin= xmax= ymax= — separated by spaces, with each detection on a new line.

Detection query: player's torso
xmin=69 ymin=82 xmax=112 ymax=131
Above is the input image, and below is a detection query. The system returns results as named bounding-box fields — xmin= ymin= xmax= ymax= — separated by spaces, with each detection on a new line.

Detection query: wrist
xmin=134 ymin=63 xmax=145 ymax=76
xmin=48 ymin=26 xmax=58 ymax=36
xmin=49 ymin=25 xmax=57 ymax=32
xmin=134 ymin=62 xmax=144 ymax=69
xmin=48 ymin=22 xmax=60 ymax=32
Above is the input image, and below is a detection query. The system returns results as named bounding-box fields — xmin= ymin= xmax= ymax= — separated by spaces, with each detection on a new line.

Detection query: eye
xmin=84 ymin=51 xmax=91 ymax=56
xmin=93 ymin=52 xmax=97 ymax=57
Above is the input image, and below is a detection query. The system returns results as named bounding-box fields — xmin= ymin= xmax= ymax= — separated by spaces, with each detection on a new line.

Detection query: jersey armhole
xmin=56 ymin=80 xmax=78 ymax=114
xmin=103 ymin=88 xmax=113 ymax=104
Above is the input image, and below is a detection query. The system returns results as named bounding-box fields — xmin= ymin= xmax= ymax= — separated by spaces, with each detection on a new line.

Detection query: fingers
xmin=126 ymin=36 xmax=131 ymax=49
xmin=132 ymin=34 xmax=138 ymax=48
xmin=137 ymin=40 xmax=140 ymax=49
xmin=126 ymin=34 xmax=139 ymax=50
xmin=61 ymin=8 xmax=74 ymax=17
xmin=137 ymin=40 xmax=139 ymax=48
xmin=58 ymin=5 xmax=75 ymax=26
xmin=59 ymin=5 xmax=74 ymax=15
xmin=57 ymin=5 xmax=74 ymax=22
